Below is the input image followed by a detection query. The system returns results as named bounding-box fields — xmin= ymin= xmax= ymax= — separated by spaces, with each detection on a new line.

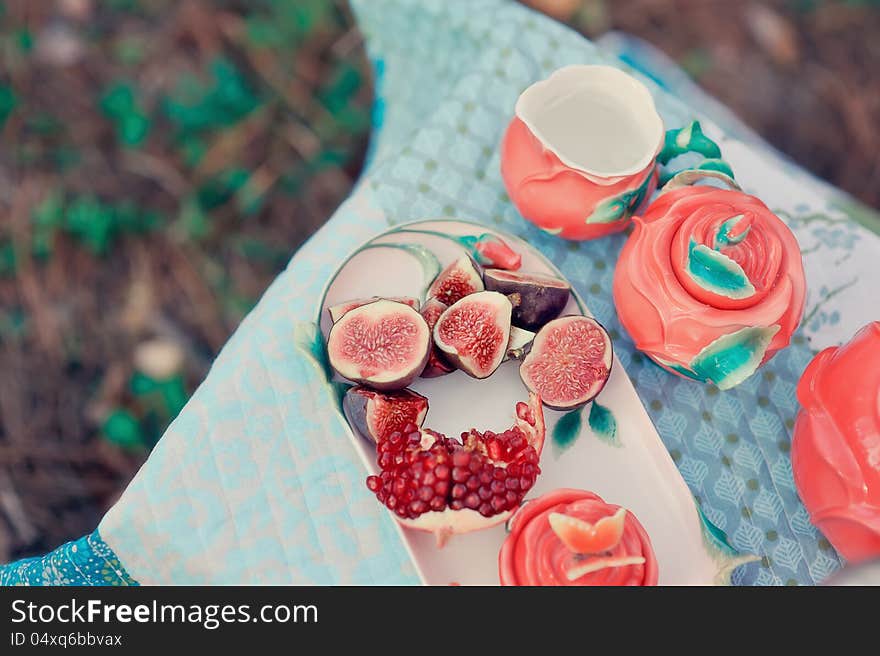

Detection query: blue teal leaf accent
xmin=686 ymin=239 xmax=755 ymax=299
xmin=657 ymin=120 xmax=721 ymax=164
xmin=552 ymin=409 xmax=582 ymax=453
xmin=585 ymin=170 xmax=653 ymax=225
xmin=713 ymin=214 xmax=749 ymax=249
xmin=696 ymin=505 xmax=760 ymax=585
xmin=690 ymin=325 xmax=781 ymax=391
xmin=357 ymin=242 xmax=441 ymax=299
xmin=695 ymin=158 xmax=735 ymax=180
xmin=587 ymin=401 xmax=619 ymax=446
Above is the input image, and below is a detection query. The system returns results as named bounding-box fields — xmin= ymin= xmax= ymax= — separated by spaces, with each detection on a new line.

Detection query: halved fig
xmin=520 ymin=315 xmax=613 ymax=410
xmin=505 ymin=326 xmax=535 ymax=361
xmin=366 ymin=393 xmax=545 ymax=546
xmin=327 ymin=296 xmax=419 ymax=323
xmin=427 ymin=255 xmax=484 ymax=306
xmin=434 ymin=291 xmax=512 ymax=379
xmin=344 ymin=386 xmax=428 ymax=442
xmin=327 ymin=299 xmax=430 ymax=390
xmin=483 ymin=269 xmax=571 ymax=331
xmin=419 ymin=298 xmax=455 ymax=378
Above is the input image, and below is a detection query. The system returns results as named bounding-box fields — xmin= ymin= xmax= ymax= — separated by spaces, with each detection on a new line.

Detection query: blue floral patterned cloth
xmin=3 ymin=0 xmax=878 ymax=586
xmin=0 ymin=531 xmax=137 ymax=586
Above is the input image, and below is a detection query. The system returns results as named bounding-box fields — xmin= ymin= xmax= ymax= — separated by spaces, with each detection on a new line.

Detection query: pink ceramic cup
xmin=501 ymin=65 xmax=664 ymax=240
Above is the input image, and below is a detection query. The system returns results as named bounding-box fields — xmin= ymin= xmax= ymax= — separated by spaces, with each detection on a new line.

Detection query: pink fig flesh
xmin=419 ymin=298 xmax=455 ymax=378
xmin=433 ymin=291 xmax=512 ymax=379
xmin=483 ymin=269 xmax=571 ymax=331
xmin=344 ymin=386 xmax=428 ymax=442
xmin=427 ymin=255 xmax=484 ymax=306
xmin=327 ymin=299 xmax=431 ymax=390
xmin=327 ymin=296 xmax=419 ymax=323
xmin=519 ymin=315 xmax=613 ymax=410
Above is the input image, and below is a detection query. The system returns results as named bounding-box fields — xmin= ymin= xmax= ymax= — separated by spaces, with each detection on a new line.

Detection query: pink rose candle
xmin=499 ymin=488 xmax=658 ymax=586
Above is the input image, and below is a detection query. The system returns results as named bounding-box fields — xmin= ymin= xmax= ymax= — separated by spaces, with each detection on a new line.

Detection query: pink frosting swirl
xmin=612 ymin=186 xmax=806 ymax=388
xmin=792 ymin=322 xmax=880 ymax=563
xmin=498 ymin=488 xmax=658 ymax=586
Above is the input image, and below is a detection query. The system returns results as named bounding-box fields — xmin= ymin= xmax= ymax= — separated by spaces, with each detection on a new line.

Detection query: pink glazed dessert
xmin=791 ymin=322 xmax=880 ymax=563
xmin=501 ymin=65 xmax=663 ymax=240
xmin=613 ymin=186 xmax=806 ymax=390
xmin=499 ymin=488 xmax=659 ymax=586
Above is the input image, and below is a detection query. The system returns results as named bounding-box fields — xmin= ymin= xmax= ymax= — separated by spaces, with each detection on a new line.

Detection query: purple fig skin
xmin=343 ymin=386 xmax=428 ymax=442
xmin=483 ymin=269 xmax=571 ymax=332
xmin=427 ymin=255 xmax=484 ymax=306
xmin=327 ymin=299 xmax=431 ymax=390
xmin=519 ymin=315 xmax=613 ymax=411
xmin=327 ymin=296 xmax=419 ymax=323
xmin=419 ymin=298 xmax=455 ymax=378
xmin=433 ymin=291 xmax=512 ymax=379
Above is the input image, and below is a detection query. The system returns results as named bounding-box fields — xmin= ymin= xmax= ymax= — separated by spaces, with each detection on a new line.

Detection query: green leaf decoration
xmin=585 ymin=169 xmax=653 ymax=225
xmin=690 ymin=325 xmax=781 ymax=390
xmin=552 ymin=409 xmax=582 ymax=453
xmin=102 ymin=409 xmax=144 ymax=450
xmin=686 ymin=239 xmax=756 ymax=299
xmin=0 ymin=240 xmax=17 ymax=277
xmin=696 ymin=504 xmax=760 ymax=585
xmin=588 ymin=401 xmax=619 ymax=446
xmin=713 ymin=214 xmax=749 ymax=249
xmin=658 ymin=120 xmax=721 ymax=164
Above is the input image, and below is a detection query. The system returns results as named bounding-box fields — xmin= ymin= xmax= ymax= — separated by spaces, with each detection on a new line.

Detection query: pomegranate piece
xmin=344 ymin=386 xmax=428 ymax=442
xmin=327 ymin=296 xmax=419 ymax=323
xmin=327 ymin=299 xmax=430 ymax=390
xmin=366 ymin=393 xmax=546 ymax=546
xmin=427 ymin=255 xmax=484 ymax=306
xmin=520 ymin=315 xmax=613 ymax=410
xmin=433 ymin=291 xmax=513 ymax=379
xmin=419 ymin=298 xmax=454 ymax=378
xmin=483 ymin=269 xmax=571 ymax=331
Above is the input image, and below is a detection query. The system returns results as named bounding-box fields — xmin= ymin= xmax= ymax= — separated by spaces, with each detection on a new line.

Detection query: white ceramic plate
xmin=311 ymin=219 xmax=754 ymax=585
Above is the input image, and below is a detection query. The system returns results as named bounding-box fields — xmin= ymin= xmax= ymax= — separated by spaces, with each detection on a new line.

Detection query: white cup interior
xmin=515 ymin=65 xmax=664 ymax=178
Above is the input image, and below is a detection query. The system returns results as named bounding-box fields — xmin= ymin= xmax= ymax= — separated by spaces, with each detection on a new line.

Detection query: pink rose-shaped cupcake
xmin=613 ymin=186 xmax=806 ymax=389
xmin=499 ymin=488 xmax=658 ymax=586
xmin=792 ymin=322 xmax=880 ymax=563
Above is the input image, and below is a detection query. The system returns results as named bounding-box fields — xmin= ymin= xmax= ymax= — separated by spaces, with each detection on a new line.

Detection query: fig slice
xmin=327 ymin=296 xmax=419 ymax=323
xmin=419 ymin=298 xmax=455 ymax=378
xmin=344 ymin=386 xmax=428 ymax=442
xmin=505 ymin=326 xmax=535 ymax=361
xmin=366 ymin=393 xmax=546 ymax=546
xmin=327 ymin=299 xmax=431 ymax=390
xmin=520 ymin=315 xmax=613 ymax=410
xmin=433 ymin=291 xmax=512 ymax=379
xmin=483 ymin=269 xmax=571 ymax=331
xmin=427 ymin=255 xmax=484 ymax=306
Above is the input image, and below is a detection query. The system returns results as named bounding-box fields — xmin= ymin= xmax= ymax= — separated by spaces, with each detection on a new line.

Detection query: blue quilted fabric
xmin=3 ymin=0 xmax=878 ymax=585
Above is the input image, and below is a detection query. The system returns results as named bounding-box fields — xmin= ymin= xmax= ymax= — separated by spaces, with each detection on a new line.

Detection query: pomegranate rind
xmin=327 ymin=296 xmax=419 ymax=323
xmin=520 ymin=315 xmax=613 ymax=410
xmin=344 ymin=386 xmax=428 ymax=443
xmin=419 ymin=298 xmax=455 ymax=378
xmin=427 ymin=255 xmax=484 ymax=306
xmin=484 ymin=269 xmax=571 ymax=331
xmin=433 ymin=291 xmax=513 ymax=379
xmin=327 ymin=299 xmax=431 ymax=390
xmin=376 ymin=393 xmax=546 ymax=544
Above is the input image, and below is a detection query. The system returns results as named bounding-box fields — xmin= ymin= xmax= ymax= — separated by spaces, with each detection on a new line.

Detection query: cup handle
xmin=656 ymin=120 xmax=736 ymax=187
